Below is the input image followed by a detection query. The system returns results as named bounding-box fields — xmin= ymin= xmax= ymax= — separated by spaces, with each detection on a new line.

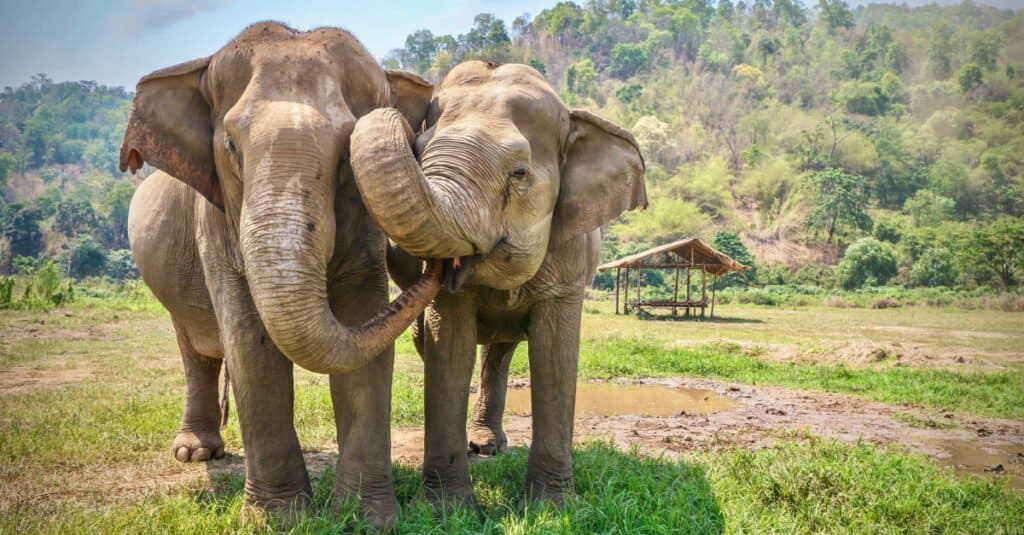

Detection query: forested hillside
xmin=0 ymin=75 xmax=135 ymax=279
xmin=385 ymin=0 xmax=1024 ymax=290
xmin=1 ymin=0 xmax=1022 ymax=292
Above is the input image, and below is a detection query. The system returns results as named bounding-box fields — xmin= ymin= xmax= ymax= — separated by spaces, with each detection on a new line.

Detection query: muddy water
xmin=929 ymin=438 xmax=1024 ymax=491
xmin=501 ymin=383 xmax=738 ymax=417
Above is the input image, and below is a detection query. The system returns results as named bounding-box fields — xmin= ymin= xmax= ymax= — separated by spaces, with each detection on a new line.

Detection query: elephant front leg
xmin=329 ymin=280 xmax=399 ymax=529
xmin=171 ymin=321 xmax=225 ymax=462
xmin=525 ymin=296 xmax=583 ymax=505
xmin=469 ymin=342 xmax=519 ymax=455
xmin=214 ymin=282 xmax=311 ymax=520
xmin=421 ymin=294 xmax=479 ymax=508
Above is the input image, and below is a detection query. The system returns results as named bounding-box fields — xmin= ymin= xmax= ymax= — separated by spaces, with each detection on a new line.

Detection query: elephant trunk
xmin=240 ymin=121 xmax=441 ymax=375
xmin=349 ymin=108 xmax=498 ymax=260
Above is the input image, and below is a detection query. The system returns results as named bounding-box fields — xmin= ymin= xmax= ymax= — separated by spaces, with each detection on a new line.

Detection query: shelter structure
xmin=597 ymin=237 xmax=749 ymax=318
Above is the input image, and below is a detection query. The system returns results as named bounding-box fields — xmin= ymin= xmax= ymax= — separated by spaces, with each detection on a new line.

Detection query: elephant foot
xmin=422 ymin=482 xmax=478 ymax=512
xmin=172 ymin=430 xmax=224 ymax=463
xmin=525 ymin=478 xmax=574 ymax=508
xmin=241 ymin=486 xmax=312 ymax=529
xmin=335 ymin=479 xmax=399 ymax=530
xmin=468 ymin=424 xmax=507 ymax=456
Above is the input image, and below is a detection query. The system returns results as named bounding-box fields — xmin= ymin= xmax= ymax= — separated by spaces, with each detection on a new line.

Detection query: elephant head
xmin=120 ymin=23 xmax=439 ymax=374
xmin=350 ymin=61 xmax=646 ymax=290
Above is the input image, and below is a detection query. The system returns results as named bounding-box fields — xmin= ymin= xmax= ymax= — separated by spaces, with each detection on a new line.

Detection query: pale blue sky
xmin=1 ymin=0 xmax=1020 ymax=91
xmin=0 ymin=0 xmax=554 ymax=90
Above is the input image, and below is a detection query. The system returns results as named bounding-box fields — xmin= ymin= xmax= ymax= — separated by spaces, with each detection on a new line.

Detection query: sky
xmin=1 ymin=0 xmax=1022 ymax=91
xmin=0 ymin=0 xmax=554 ymax=90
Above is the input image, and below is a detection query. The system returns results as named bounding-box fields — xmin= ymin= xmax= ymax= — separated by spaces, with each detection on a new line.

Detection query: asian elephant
xmin=349 ymin=61 xmax=647 ymax=507
xmin=122 ymin=22 xmax=441 ymax=528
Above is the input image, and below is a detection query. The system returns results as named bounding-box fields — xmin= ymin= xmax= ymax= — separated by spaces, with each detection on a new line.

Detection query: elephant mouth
xmin=443 ymin=254 xmax=482 ymax=293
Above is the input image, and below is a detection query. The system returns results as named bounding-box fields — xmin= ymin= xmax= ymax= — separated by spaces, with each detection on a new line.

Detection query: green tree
xmin=958 ymin=218 xmax=1024 ymax=288
xmin=908 ymin=247 xmax=957 ymax=288
xmin=804 ymin=168 xmax=873 ymax=244
xmin=66 ymin=234 xmax=108 ymax=279
xmin=818 ymin=0 xmax=853 ymax=35
xmin=957 ymin=63 xmax=983 ymax=93
xmin=711 ymin=231 xmax=756 ymax=287
xmin=836 ymin=237 xmax=898 ymax=289
xmin=610 ymin=42 xmax=650 ymax=79
xmin=105 ymin=249 xmax=138 ymax=279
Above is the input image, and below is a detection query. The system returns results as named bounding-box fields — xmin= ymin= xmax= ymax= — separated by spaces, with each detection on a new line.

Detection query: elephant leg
xmin=211 ymin=277 xmax=311 ymax=518
xmin=469 ymin=342 xmax=518 ymax=455
xmin=525 ymin=296 xmax=583 ymax=505
xmin=421 ymin=293 xmax=478 ymax=508
xmin=171 ymin=320 xmax=225 ymax=463
xmin=329 ymin=280 xmax=399 ymax=530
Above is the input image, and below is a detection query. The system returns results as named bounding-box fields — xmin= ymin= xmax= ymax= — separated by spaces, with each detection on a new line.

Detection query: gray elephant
xmin=121 ymin=22 xmax=441 ymax=528
xmin=349 ymin=61 xmax=646 ymax=507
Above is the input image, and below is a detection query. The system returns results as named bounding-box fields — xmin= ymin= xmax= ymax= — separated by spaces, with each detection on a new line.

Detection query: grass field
xmin=2 ymin=289 xmax=1023 ymax=533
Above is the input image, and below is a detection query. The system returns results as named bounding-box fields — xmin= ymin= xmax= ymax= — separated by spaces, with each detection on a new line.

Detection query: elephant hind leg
xmin=171 ymin=320 xmax=225 ymax=463
xmin=469 ymin=342 xmax=518 ymax=455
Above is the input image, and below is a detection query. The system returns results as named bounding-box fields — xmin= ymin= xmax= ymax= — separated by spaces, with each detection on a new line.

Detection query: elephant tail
xmin=219 ymin=362 xmax=230 ymax=429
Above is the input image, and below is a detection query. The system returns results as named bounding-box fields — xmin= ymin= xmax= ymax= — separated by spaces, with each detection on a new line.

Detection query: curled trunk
xmin=349 ymin=108 xmax=486 ymax=259
xmin=241 ymin=122 xmax=441 ymax=375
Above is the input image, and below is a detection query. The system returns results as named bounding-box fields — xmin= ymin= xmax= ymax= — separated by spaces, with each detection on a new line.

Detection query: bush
xmin=908 ymin=247 xmax=958 ymax=287
xmin=712 ymin=231 xmax=757 ymax=288
xmin=105 ymin=249 xmax=138 ymax=280
xmin=836 ymin=238 xmax=898 ymax=289
xmin=67 ymin=234 xmax=109 ymax=279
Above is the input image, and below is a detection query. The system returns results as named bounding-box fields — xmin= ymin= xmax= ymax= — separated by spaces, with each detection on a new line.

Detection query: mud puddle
xmin=929 ymin=438 xmax=1024 ymax=491
xmin=500 ymin=382 xmax=738 ymax=417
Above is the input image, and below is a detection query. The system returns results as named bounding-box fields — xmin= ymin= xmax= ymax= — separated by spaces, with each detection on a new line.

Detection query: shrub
xmin=836 ymin=238 xmax=898 ymax=289
xmin=908 ymin=247 xmax=958 ymax=287
xmin=105 ymin=249 xmax=139 ymax=280
xmin=67 ymin=234 xmax=109 ymax=279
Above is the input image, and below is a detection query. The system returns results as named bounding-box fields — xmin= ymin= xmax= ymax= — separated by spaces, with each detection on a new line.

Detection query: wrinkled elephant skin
xmin=123 ymin=22 xmax=439 ymax=529
xmin=350 ymin=61 xmax=647 ymax=507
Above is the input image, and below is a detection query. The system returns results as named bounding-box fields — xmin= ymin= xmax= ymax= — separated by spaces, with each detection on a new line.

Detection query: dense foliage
xmin=2 ymin=1 xmax=1022 ymax=294
xmin=0 ymin=75 xmax=136 ymax=277
xmin=387 ymin=0 xmax=1024 ymax=291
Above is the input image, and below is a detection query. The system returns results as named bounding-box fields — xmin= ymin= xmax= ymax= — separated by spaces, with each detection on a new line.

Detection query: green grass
xmin=502 ymin=337 xmax=1024 ymax=419
xmin=4 ymin=440 xmax=1021 ymax=534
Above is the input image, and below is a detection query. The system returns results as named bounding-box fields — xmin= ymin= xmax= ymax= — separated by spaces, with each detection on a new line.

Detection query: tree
xmin=818 ymin=0 xmax=853 ymax=35
xmin=403 ymin=29 xmax=437 ymax=74
xmin=66 ymin=234 xmax=108 ymax=278
xmin=957 ymin=63 xmax=983 ymax=93
xmin=927 ymin=23 xmax=955 ymax=80
xmin=610 ymin=42 xmax=649 ymax=78
xmin=804 ymin=168 xmax=872 ymax=244
xmin=3 ymin=204 xmax=45 ymax=258
xmin=835 ymin=237 xmax=897 ymax=289
xmin=958 ymin=218 xmax=1024 ymax=288
xmin=908 ymin=247 xmax=957 ymax=288
xmin=712 ymin=231 xmax=756 ymax=287
xmin=105 ymin=249 xmax=138 ymax=279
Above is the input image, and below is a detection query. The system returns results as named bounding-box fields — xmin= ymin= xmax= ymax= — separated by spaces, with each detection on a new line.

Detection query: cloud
xmin=112 ymin=0 xmax=226 ymax=38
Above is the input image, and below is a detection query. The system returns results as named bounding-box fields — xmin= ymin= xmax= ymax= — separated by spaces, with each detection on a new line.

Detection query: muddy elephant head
xmin=350 ymin=61 xmax=646 ymax=290
xmin=120 ymin=23 xmax=439 ymax=373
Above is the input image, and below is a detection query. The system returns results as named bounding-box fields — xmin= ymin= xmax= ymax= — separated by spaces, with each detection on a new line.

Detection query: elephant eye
xmin=510 ymin=166 xmax=528 ymax=180
xmin=225 ymin=135 xmax=237 ymax=154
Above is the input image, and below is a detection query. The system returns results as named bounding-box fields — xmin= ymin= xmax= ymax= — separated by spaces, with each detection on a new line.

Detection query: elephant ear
xmin=386 ymin=69 xmax=433 ymax=133
xmin=119 ymin=56 xmax=222 ymax=210
xmin=549 ymin=109 xmax=647 ymax=248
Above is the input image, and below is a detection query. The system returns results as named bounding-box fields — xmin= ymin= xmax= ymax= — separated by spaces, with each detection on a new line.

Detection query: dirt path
xmin=395 ymin=377 xmax=1024 ymax=491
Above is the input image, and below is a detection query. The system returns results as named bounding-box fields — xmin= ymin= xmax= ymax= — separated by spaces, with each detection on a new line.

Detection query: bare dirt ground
xmin=395 ymin=378 xmax=1024 ymax=492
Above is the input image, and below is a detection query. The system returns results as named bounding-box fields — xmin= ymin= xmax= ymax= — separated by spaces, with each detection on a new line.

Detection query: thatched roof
xmin=597 ymin=237 xmax=750 ymax=276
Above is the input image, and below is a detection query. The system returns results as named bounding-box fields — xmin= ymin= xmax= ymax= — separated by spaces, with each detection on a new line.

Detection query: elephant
xmin=349 ymin=60 xmax=647 ymax=507
xmin=121 ymin=22 xmax=442 ymax=528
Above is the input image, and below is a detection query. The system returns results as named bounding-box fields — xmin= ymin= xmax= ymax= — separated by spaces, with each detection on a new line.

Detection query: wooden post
xmin=635 ymin=264 xmax=642 ymax=312
xmin=623 ymin=266 xmax=630 ymax=314
xmin=672 ymin=267 xmax=680 ymax=316
xmin=711 ymin=274 xmax=718 ymax=318
xmin=614 ymin=268 xmax=621 ymax=315
xmin=700 ymin=268 xmax=707 ymax=318
xmin=686 ymin=247 xmax=694 ymax=317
